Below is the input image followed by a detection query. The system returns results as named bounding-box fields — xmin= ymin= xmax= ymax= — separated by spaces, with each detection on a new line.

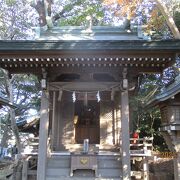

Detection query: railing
xmin=130 ymin=137 xmax=153 ymax=156
xmin=130 ymin=137 xmax=153 ymax=180
xmin=21 ymin=136 xmax=51 ymax=180
xmin=22 ymin=137 xmax=39 ymax=155
xmin=22 ymin=155 xmax=37 ymax=180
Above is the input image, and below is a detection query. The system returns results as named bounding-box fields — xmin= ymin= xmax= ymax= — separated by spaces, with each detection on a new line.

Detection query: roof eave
xmin=146 ymin=76 xmax=180 ymax=107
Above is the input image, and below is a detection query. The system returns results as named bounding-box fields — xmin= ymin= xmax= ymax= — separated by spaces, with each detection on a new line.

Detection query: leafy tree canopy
xmin=0 ymin=0 xmax=179 ymax=151
xmin=0 ymin=69 xmax=41 ymax=121
xmin=0 ymin=0 xmax=179 ymax=40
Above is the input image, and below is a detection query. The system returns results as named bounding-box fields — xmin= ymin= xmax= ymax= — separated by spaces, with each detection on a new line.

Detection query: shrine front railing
xmin=130 ymin=137 xmax=153 ymax=156
xmin=130 ymin=137 xmax=153 ymax=180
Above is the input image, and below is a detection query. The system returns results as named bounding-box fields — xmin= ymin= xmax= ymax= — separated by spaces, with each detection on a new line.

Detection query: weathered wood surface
xmin=37 ymin=91 xmax=49 ymax=180
xmin=22 ymin=160 xmax=28 ymax=180
xmin=0 ymin=163 xmax=14 ymax=179
xmin=0 ymin=40 xmax=180 ymax=51
xmin=121 ymin=88 xmax=131 ymax=180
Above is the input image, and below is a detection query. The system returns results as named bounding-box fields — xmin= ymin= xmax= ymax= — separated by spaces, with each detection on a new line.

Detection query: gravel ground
xmin=149 ymin=158 xmax=174 ymax=180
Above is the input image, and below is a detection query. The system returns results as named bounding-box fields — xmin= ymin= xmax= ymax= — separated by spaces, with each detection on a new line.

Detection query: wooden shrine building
xmin=0 ymin=26 xmax=180 ymax=180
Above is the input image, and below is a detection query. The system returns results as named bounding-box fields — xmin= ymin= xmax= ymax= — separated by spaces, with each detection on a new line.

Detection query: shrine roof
xmin=0 ymin=26 xmax=180 ymax=51
xmin=0 ymin=26 xmax=179 ymax=75
xmin=37 ymin=26 xmax=140 ymax=41
xmin=0 ymin=39 xmax=179 ymax=51
xmin=147 ymin=75 xmax=180 ymax=106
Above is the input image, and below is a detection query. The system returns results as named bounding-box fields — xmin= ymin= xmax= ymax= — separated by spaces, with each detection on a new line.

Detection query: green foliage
xmin=0 ymin=0 xmax=37 ymax=40
xmin=58 ymin=1 xmax=105 ymax=26
xmin=0 ymin=69 xmax=41 ymax=149
xmin=137 ymin=108 xmax=168 ymax=151
xmin=130 ymin=99 xmax=169 ymax=151
xmin=0 ymin=69 xmax=41 ymax=119
xmin=0 ymin=0 xmax=179 ymax=39
xmin=130 ymin=69 xmax=179 ymax=151
xmin=5 ymin=0 xmax=16 ymax=6
xmin=174 ymin=11 xmax=180 ymax=30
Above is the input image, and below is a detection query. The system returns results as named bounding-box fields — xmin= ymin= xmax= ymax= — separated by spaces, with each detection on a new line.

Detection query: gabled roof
xmin=0 ymin=26 xmax=179 ymax=76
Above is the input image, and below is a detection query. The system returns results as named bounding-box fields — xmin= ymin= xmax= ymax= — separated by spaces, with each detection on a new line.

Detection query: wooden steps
xmin=46 ymin=177 xmax=121 ymax=180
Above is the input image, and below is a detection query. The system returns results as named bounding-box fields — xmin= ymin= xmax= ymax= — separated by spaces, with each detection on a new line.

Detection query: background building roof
xmin=147 ymin=75 xmax=180 ymax=107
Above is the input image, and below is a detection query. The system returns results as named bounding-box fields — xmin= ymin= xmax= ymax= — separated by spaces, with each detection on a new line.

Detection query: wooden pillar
xmin=112 ymin=101 xmax=115 ymax=145
xmin=37 ymin=91 xmax=49 ymax=180
xmin=121 ymin=87 xmax=131 ymax=179
xmin=22 ymin=158 xmax=28 ymax=180
xmin=22 ymin=156 xmax=31 ymax=180
xmin=51 ymin=91 xmax=56 ymax=150
xmin=174 ymin=152 xmax=180 ymax=180
xmin=143 ymin=157 xmax=149 ymax=180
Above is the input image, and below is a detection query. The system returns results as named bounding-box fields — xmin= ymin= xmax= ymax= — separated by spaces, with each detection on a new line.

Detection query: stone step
xmin=72 ymin=169 xmax=96 ymax=177
xmin=50 ymin=154 xmax=71 ymax=159
xmin=46 ymin=168 xmax=121 ymax=178
xmin=47 ymin=168 xmax=70 ymax=177
xmin=48 ymin=154 xmax=121 ymax=165
xmin=47 ymin=161 xmax=70 ymax=168
xmin=97 ymin=156 xmax=121 ymax=169
xmin=98 ymin=168 xmax=121 ymax=177
xmin=46 ymin=177 xmax=121 ymax=180
xmin=50 ymin=154 xmax=121 ymax=160
xmin=47 ymin=154 xmax=122 ymax=178
xmin=47 ymin=156 xmax=70 ymax=168
xmin=47 ymin=158 xmax=121 ymax=169
xmin=46 ymin=177 xmax=122 ymax=180
xmin=72 ymin=169 xmax=122 ymax=178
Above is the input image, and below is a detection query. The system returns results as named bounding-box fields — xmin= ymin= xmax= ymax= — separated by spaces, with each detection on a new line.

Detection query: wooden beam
xmin=0 ymin=66 xmax=166 ymax=78
xmin=143 ymin=157 xmax=149 ymax=180
xmin=37 ymin=91 xmax=49 ymax=180
xmin=121 ymin=81 xmax=131 ymax=180
xmin=0 ymin=40 xmax=179 ymax=52
xmin=0 ymin=50 xmax=176 ymax=60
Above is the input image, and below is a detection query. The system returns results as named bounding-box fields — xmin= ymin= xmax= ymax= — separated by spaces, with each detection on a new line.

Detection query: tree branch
xmin=52 ymin=0 xmax=83 ymax=23
xmin=151 ymin=0 xmax=180 ymax=39
xmin=46 ymin=0 xmax=53 ymax=16
xmin=31 ymin=0 xmax=47 ymax=27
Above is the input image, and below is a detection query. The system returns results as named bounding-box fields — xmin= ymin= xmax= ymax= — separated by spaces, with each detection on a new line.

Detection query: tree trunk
xmin=8 ymin=75 xmax=21 ymax=153
xmin=31 ymin=0 xmax=54 ymax=27
xmin=31 ymin=0 xmax=47 ymax=27
xmin=152 ymin=0 xmax=180 ymax=39
xmin=0 ymin=116 xmax=10 ymax=156
xmin=9 ymin=108 xmax=21 ymax=153
xmin=46 ymin=0 xmax=53 ymax=16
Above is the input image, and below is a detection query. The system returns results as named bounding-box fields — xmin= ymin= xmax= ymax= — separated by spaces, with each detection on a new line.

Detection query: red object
xmin=133 ymin=132 xmax=139 ymax=139
xmin=132 ymin=132 xmax=139 ymax=144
